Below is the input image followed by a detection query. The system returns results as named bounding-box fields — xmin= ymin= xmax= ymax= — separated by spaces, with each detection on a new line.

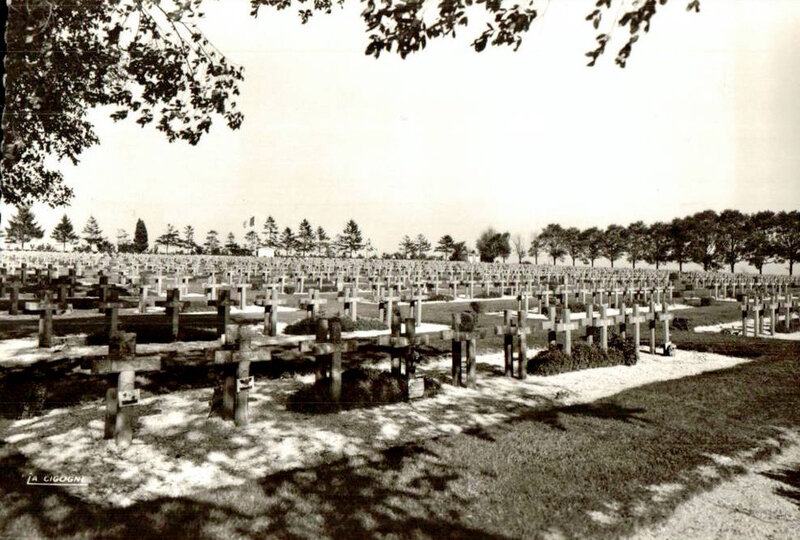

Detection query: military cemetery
xmin=3 ymin=0 xmax=800 ymax=538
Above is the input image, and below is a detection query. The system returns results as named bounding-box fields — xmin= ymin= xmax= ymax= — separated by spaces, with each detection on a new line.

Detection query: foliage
xmin=528 ymin=232 xmax=544 ymax=265
xmin=4 ymin=0 xmax=244 ymax=207
xmin=414 ymin=234 xmax=431 ymax=259
xmin=425 ymin=294 xmax=454 ymax=302
xmin=204 ymin=229 xmax=221 ymax=254
xmin=297 ymin=219 xmax=315 ymax=255
xmin=562 ymin=227 xmax=583 ymax=266
xmin=600 ymin=224 xmax=626 ymax=267
xmin=339 ymin=219 xmax=365 ymax=257
xmin=50 ymin=214 xmax=79 ymax=251
xmin=81 ymin=216 xmax=105 ymax=250
xmin=155 ymin=224 xmax=180 ymax=254
xmin=133 ymin=218 xmax=149 ymax=253
xmin=527 ymin=337 xmax=637 ymax=376
xmin=279 ymin=227 xmax=296 ymax=256
xmin=450 ymin=240 xmax=469 ymax=261
xmin=263 ymin=216 xmax=279 ymax=248
xmin=625 ymin=221 xmax=649 ymax=269
xmin=436 ymin=234 xmax=455 ymax=260
xmin=579 ymin=227 xmax=603 ymax=267
xmin=476 ymin=228 xmax=510 ymax=263
xmin=283 ymin=315 xmax=387 ymax=335
xmin=538 ymin=224 xmax=566 ymax=265
xmin=4 ymin=206 xmax=45 ymax=249
xmin=685 ymin=210 xmax=720 ymax=271
xmin=643 ymin=221 xmax=671 ymax=269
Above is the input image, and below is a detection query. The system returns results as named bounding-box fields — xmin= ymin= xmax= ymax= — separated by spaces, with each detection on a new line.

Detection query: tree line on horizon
xmin=515 ymin=210 xmax=800 ymax=275
xmin=3 ymin=207 xmax=799 ymax=275
xmin=2 ymin=210 xmax=371 ymax=259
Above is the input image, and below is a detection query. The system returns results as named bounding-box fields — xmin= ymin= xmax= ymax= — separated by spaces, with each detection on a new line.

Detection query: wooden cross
xmin=655 ymin=301 xmax=674 ymax=353
xmin=342 ymin=287 xmax=364 ymax=321
xmin=32 ymin=291 xmax=57 ymax=348
xmin=591 ymin=305 xmax=615 ymax=351
xmin=164 ymin=288 xmax=183 ymax=342
xmin=93 ymin=332 xmax=160 ymax=448
xmin=236 ymin=282 xmax=251 ymax=310
xmin=625 ymin=304 xmax=648 ymax=360
xmin=494 ymin=309 xmax=531 ymax=379
xmin=539 ymin=309 xmax=558 ymax=347
xmin=441 ymin=312 xmax=480 ymax=388
xmin=377 ymin=288 xmax=400 ymax=326
xmin=99 ymin=292 xmax=124 ymax=341
xmin=299 ymin=289 xmax=327 ymax=319
xmin=213 ymin=325 xmax=273 ymax=426
xmin=255 ymin=288 xmax=284 ymax=337
xmin=555 ymin=309 xmax=581 ymax=356
xmin=8 ymin=281 xmax=21 ymax=316
xmin=216 ymin=288 xmax=235 ymax=338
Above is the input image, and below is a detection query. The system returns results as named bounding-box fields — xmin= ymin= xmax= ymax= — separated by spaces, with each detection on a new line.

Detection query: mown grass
xmin=1 ymin=333 xmax=798 ymax=539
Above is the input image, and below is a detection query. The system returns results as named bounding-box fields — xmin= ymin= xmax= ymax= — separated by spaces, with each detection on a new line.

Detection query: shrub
xmin=469 ymin=301 xmax=484 ymax=314
xmin=700 ymin=297 xmax=713 ymax=307
xmin=673 ymin=317 xmax=690 ymax=331
xmin=425 ymin=294 xmax=454 ymax=302
xmin=286 ymin=368 xmax=441 ymax=414
xmin=526 ymin=337 xmax=637 ymax=376
xmin=284 ymin=315 xmax=387 ymax=335
xmin=456 ymin=312 xmax=479 ymax=332
xmin=473 ymin=291 xmax=502 ymax=299
xmin=284 ymin=286 xmax=296 ymax=295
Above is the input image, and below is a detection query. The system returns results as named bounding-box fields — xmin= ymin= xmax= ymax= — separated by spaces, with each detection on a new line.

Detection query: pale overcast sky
xmin=6 ymin=0 xmax=800 ymax=270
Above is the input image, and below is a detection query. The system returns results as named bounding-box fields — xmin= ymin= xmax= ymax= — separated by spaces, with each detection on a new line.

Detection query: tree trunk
xmin=632 ymin=260 xmax=636 ymax=269
xmin=679 ymin=260 xmax=683 ymax=272
xmin=655 ymin=260 xmax=660 ymax=270
xmin=610 ymin=260 xmax=615 ymax=268
xmin=790 ymin=259 xmax=795 ymax=276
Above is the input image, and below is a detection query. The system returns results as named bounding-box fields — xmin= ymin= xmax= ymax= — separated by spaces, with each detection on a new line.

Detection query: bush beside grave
xmin=473 ymin=291 xmax=502 ymax=299
xmin=283 ymin=315 xmax=386 ymax=335
xmin=526 ymin=336 xmax=637 ymax=376
xmin=286 ymin=368 xmax=441 ymax=414
xmin=424 ymin=294 xmax=454 ymax=302
xmin=672 ymin=317 xmax=690 ymax=331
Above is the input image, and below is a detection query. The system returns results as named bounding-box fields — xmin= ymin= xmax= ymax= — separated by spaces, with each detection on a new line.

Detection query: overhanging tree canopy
xmin=4 ymin=0 xmax=701 ymax=206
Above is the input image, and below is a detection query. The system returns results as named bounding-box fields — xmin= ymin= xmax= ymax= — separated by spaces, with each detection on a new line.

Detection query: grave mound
xmin=283 ymin=315 xmax=386 ymax=335
xmin=286 ymin=367 xmax=441 ymax=414
xmin=527 ymin=335 xmax=637 ymax=376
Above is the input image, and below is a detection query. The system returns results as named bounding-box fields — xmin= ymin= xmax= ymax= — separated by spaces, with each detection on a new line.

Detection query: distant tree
xmin=476 ymin=228 xmax=510 ymax=263
xmin=643 ymin=222 xmax=671 ymax=270
xmin=686 ymin=210 xmax=721 ymax=271
xmin=182 ymin=225 xmax=197 ymax=251
xmin=50 ymin=213 xmax=78 ymax=252
xmin=399 ymin=235 xmax=415 ymax=259
xmin=774 ymin=210 xmax=800 ymax=275
xmin=279 ymin=227 xmax=296 ymax=256
xmin=263 ymin=216 xmax=279 ymax=248
xmin=538 ymin=224 xmax=566 ymax=265
xmin=436 ymin=235 xmax=455 ymax=260
xmin=82 ymin=216 xmax=104 ymax=251
xmin=669 ymin=217 xmax=691 ymax=272
xmin=133 ymin=219 xmax=149 ymax=253
xmin=115 ymin=228 xmax=135 ymax=253
xmin=625 ymin=221 xmax=649 ymax=269
xmin=4 ymin=205 xmax=46 ymax=249
xmin=579 ymin=227 xmax=603 ymax=267
xmin=744 ymin=211 xmax=777 ymax=275
xmin=340 ymin=220 xmax=365 ymax=257
xmin=528 ymin=233 xmax=544 ymax=265
xmin=600 ymin=225 xmax=626 ymax=268
xmin=297 ymin=219 xmax=315 ymax=256
xmin=511 ymin=234 xmax=526 ymax=264
xmin=204 ymin=230 xmax=221 ymax=255
xmin=414 ymin=234 xmax=431 ymax=259
xmin=225 ymin=232 xmax=240 ymax=254
xmin=716 ymin=209 xmax=749 ymax=273
xmin=450 ymin=241 xmax=469 ymax=261
xmin=316 ymin=226 xmax=330 ymax=256
xmin=244 ymin=230 xmax=260 ymax=253
xmin=562 ymin=227 xmax=583 ymax=267
xmin=155 ymin=224 xmax=180 ymax=254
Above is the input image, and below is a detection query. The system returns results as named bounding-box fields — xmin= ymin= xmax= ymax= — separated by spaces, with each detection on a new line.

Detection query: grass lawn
xmin=1 ymin=329 xmax=798 ymax=538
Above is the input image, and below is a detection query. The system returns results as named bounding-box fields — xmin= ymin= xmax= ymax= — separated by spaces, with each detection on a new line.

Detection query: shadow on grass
xmin=0 ymin=440 xmax=511 ymax=540
xmin=763 ymin=466 xmax=800 ymax=509
xmin=520 ymin=402 xmax=650 ymax=432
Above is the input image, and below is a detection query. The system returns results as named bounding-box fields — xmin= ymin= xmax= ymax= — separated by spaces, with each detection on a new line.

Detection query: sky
xmin=5 ymin=0 xmax=800 ymax=271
